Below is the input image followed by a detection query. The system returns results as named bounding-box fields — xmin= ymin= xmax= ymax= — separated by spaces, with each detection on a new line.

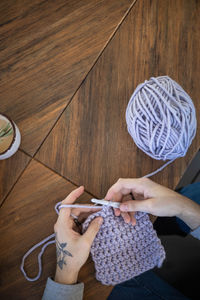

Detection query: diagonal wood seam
xmin=0 ymin=152 xmax=101 ymax=208
xmin=0 ymin=153 xmax=32 ymax=208
xmin=33 ymin=0 xmax=138 ymax=157
xmin=0 ymin=0 xmax=138 ymax=208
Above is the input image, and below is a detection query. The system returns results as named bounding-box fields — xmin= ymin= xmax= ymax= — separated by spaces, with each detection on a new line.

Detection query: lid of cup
xmin=0 ymin=114 xmax=15 ymax=155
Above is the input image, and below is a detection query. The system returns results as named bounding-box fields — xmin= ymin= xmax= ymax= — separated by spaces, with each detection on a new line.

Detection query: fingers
xmin=105 ymin=188 xmax=122 ymax=217
xmin=71 ymin=206 xmax=101 ymax=223
xmin=131 ymin=191 xmax=144 ymax=201
xmin=106 ymin=178 xmax=154 ymax=201
xmin=114 ymin=208 xmax=121 ymax=216
xmin=105 ymin=190 xmax=122 ymax=202
xmin=71 ymin=206 xmax=101 ymax=217
xmin=105 ymin=178 xmax=136 ymax=200
xmin=116 ymin=178 xmax=151 ymax=194
xmin=82 ymin=217 xmax=103 ymax=246
xmin=105 ymin=182 xmax=130 ymax=201
xmin=62 ymin=186 xmax=84 ymax=206
xmin=130 ymin=212 xmax=136 ymax=225
xmin=120 ymin=199 xmax=153 ymax=213
xmin=59 ymin=186 xmax=85 ymax=221
xmin=120 ymin=194 xmax=132 ymax=223
xmin=107 ymin=193 xmax=137 ymax=225
xmin=121 ymin=212 xmax=130 ymax=223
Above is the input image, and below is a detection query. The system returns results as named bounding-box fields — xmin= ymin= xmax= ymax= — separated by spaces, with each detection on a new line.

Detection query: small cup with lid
xmin=0 ymin=113 xmax=21 ymax=160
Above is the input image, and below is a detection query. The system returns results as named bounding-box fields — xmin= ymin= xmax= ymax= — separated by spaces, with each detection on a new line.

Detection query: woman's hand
xmin=105 ymin=178 xmax=200 ymax=229
xmin=54 ymin=186 xmax=103 ymax=285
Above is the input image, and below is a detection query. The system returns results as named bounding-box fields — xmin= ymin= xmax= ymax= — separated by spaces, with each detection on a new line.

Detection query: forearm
xmin=55 ymin=268 xmax=79 ymax=285
xmin=177 ymin=196 xmax=200 ymax=230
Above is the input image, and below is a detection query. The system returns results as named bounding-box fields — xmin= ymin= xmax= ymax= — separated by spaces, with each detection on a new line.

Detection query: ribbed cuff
xmin=42 ymin=277 xmax=84 ymax=300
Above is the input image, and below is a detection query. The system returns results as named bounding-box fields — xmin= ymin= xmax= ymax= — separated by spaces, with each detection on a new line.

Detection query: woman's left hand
xmin=54 ymin=186 xmax=103 ymax=285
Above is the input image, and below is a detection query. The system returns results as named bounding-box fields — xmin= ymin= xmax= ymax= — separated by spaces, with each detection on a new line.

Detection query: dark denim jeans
xmin=107 ymin=270 xmax=190 ymax=300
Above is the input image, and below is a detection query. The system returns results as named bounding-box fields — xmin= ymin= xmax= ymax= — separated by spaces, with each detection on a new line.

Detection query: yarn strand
xmin=143 ymin=159 xmax=175 ymax=178
xmin=21 ymin=202 xmax=101 ymax=281
xmin=20 ymin=233 xmax=56 ymax=281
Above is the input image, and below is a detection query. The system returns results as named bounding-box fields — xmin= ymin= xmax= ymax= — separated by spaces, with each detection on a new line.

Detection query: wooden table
xmin=0 ymin=1 xmax=199 ymax=299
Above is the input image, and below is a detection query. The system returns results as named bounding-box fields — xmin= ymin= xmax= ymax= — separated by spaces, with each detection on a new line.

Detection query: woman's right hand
xmin=105 ymin=178 xmax=200 ymax=230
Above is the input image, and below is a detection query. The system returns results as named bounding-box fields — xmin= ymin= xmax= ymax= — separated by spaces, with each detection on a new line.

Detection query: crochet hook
xmin=91 ymin=198 xmax=120 ymax=209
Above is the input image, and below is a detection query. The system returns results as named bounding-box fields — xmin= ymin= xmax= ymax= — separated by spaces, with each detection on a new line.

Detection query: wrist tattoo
xmin=55 ymin=233 xmax=73 ymax=270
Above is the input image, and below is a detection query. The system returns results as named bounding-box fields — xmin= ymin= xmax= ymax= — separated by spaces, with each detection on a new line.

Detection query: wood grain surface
xmin=1 ymin=0 xmax=200 ymax=299
xmin=0 ymin=160 xmax=113 ymax=300
xmin=36 ymin=0 xmax=200 ymax=198
xmin=0 ymin=0 xmax=134 ymax=156
xmin=0 ymin=150 xmax=31 ymax=205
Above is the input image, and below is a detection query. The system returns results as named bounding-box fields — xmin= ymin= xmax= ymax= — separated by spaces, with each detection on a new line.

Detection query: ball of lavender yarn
xmin=82 ymin=206 xmax=166 ymax=285
xmin=126 ymin=76 xmax=197 ymax=161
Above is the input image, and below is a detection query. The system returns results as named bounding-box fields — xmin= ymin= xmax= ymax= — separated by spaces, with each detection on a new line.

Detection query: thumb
xmin=82 ymin=217 xmax=103 ymax=246
xmin=120 ymin=199 xmax=152 ymax=213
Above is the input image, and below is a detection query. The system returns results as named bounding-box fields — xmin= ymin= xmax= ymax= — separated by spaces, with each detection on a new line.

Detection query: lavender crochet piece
xmin=82 ymin=206 xmax=166 ymax=285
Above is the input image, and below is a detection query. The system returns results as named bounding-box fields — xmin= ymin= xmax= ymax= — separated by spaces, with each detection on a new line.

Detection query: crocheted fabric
xmin=82 ymin=206 xmax=166 ymax=285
